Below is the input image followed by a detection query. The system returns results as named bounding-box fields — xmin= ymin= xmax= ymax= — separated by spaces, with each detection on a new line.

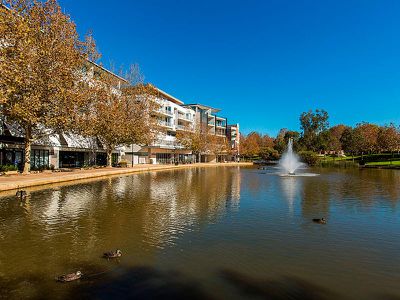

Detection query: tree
xmin=208 ymin=135 xmax=230 ymax=162
xmin=240 ymin=132 xmax=262 ymax=158
xmin=299 ymin=109 xmax=329 ymax=151
xmin=327 ymin=124 xmax=348 ymax=154
xmin=340 ymin=127 xmax=358 ymax=158
xmin=354 ymin=122 xmax=380 ymax=156
xmin=176 ymin=124 xmax=210 ymax=162
xmin=274 ymin=128 xmax=288 ymax=153
xmin=261 ymin=134 xmax=274 ymax=148
xmin=0 ymin=0 xmax=95 ymax=173
xmin=259 ymin=147 xmax=279 ymax=161
xmin=377 ymin=123 xmax=400 ymax=157
xmin=78 ymin=66 xmax=159 ymax=167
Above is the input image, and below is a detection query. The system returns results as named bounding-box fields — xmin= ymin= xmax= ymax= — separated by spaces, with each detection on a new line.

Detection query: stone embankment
xmin=0 ymin=162 xmax=253 ymax=192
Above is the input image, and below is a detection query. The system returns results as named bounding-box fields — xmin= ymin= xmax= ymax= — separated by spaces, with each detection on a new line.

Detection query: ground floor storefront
xmin=0 ymin=142 xmax=51 ymax=171
xmin=146 ymin=147 xmax=195 ymax=164
xmin=0 ymin=140 xmax=109 ymax=170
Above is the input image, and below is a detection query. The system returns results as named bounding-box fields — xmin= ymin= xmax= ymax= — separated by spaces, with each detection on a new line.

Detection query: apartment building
xmin=121 ymin=91 xmax=240 ymax=165
xmin=121 ymin=88 xmax=197 ymax=165
xmin=0 ymin=62 xmax=128 ymax=170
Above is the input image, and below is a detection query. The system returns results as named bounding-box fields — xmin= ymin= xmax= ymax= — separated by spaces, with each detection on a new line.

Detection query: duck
xmin=103 ymin=249 xmax=122 ymax=259
xmin=56 ymin=271 xmax=82 ymax=282
xmin=312 ymin=218 xmax=327 ymax=224
xmin=15 ymin=190 xmax=27 ymax=200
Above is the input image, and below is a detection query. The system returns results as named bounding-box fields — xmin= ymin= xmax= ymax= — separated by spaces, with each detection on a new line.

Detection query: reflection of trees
xmin=300 ymin=169 xmax=400 ymax=219
xmin=0 ymin=167 xmax=242 ymax=282
xmin=301 ymin=176 xmax=331 ymax=219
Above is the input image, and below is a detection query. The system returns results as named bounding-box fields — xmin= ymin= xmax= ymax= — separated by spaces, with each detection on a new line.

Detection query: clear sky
xmin=59 ymin=0 xmax=400 ymax=136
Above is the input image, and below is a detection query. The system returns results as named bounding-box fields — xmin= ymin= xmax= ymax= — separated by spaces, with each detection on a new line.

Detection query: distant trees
xmin=240 ymin=109 xmax=400 ymax=162
xmin=377 ymin=123 xmax=400 ymax=155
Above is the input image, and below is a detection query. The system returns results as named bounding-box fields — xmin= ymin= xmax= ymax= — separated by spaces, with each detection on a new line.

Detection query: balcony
xmin=216 ymin=122 xmax=226 ymax=128
xmin=158 ymin=120 xmax=173 ymax=128
xmin=177 ymin=114 xmax=193 ymax=122
xmin=155 ymin=108 xmax=173 ymax=116
xmin=176 ymin=124 xmax=194 ymax=131
xmin=208 ymin=121 xmax=215 ymax=126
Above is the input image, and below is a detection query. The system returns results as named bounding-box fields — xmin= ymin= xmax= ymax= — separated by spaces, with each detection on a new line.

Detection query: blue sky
xmin=59 ymin=0 xmax=400 ymax=136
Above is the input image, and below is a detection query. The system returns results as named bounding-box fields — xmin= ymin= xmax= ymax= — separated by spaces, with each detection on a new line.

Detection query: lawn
xmin=365 ymin=160 xmax=400 ymax=166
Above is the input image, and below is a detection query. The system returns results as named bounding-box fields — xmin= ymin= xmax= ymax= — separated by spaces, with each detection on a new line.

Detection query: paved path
xmin=0 ymin=162 xmax=253 ymax=192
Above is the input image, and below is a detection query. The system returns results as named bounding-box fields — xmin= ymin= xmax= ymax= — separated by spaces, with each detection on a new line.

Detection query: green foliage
xmin=0 ymin=165 xmax=18 ymax=172
xmin=299 ymin=109 xmax=329 ymax=151
xmin=259 ymin=147 xmax=280 ymax=161
xmin=298 ymin=151 xmax=320 ymax=166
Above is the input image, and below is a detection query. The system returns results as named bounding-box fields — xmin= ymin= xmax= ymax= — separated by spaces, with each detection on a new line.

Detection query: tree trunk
xmin=23 ymin=125 xmax=32 ymax=174
xmin=106 ymin=148 xmax=113 ymax=167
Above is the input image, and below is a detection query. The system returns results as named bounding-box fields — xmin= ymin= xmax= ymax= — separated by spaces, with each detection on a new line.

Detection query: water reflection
xmin=279 ymin=177 xmax=301 ymax=213
xmin=0 ymin=167 xmax=399 ymax=299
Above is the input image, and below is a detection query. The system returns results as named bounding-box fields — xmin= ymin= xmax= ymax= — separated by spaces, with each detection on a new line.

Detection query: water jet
xmin=279 ymin=138 xmax=304 ymax=175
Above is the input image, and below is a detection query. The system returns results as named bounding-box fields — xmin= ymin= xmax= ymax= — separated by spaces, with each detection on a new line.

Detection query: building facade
xmin=0 ymin=72 xmax=239 ymax=169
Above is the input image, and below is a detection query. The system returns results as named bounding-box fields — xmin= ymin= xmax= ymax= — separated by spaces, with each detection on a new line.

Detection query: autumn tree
xmin=327 ymin=124 xmax=348 ymax=155
xmin=354 ymin=122 xmax=380 ymax=157
xmin=78 ymin=66 xmax=159 ymax=167
xmin=176 ymin=124 xmax=210 ymax=163
xmin=240 ymin=132 xmax=262 ymax=159
xmin=208 ymin=135 xmax=230 ymax=162
xmin=377 ymin=123 xmax=400 ymax=158
xmin=0 ymin=0 xmax=95 ymax=173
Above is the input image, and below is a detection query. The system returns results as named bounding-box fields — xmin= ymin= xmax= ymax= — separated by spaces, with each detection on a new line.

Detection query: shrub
xmin=260 ymin=147 xmax=280 ymax=161
xmin=298 ymin=151 xmax=320 ymax=166
xmin=0 ymin=165 xmax=18 ymax=172
xmin=118 ymin=160 xmax=128 ymax=167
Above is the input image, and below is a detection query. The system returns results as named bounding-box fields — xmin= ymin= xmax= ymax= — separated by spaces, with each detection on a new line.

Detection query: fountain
xmin=279 ymin=138 xmax=304 ymax=176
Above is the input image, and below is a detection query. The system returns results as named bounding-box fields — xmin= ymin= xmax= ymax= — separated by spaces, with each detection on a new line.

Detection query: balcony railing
xmin=177 ymin=114 xmax=193 ymax=122
xmin=158 ymin=120 xmax=173 ymax=128
xmin=157 ymin=108 xmax=173 ymax=116
xmin=177 ymin=125 xmax=194 ymax=131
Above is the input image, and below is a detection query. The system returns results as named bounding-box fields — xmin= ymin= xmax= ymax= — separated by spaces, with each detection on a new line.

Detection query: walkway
xmin=0 ymin=162 xmax=253 ymax=192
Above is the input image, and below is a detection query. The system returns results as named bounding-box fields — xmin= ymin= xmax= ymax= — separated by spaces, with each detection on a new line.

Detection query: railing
xmin=177 ymin=114 xmax=193 ymax=122
xmin=157 ymin=108 xmax=173 ymax=116
xmin=177 ymin=125 xmax=194 ymax=131
xmin=158 ymin=120 xmax=173 ymax=127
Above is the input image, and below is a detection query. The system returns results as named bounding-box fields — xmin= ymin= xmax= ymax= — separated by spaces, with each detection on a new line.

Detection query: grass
xmin=365 ymin=160 xmax=400 ymax=166
xmin=318 ymin=153 xmax=400 ymax=168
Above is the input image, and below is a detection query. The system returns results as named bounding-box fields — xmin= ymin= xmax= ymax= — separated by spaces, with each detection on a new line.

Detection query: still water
xmin=0 ymin=166 xmax=399 ymax=299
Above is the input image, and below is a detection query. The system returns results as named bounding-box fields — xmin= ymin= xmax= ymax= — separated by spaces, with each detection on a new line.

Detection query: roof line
xmin=183 ymin=103 xmax=221 ymax=113
xmin=88 ymin=60 xmax=129 ymax=83
xmin=154 ymin=87 xmax=184 ymax=105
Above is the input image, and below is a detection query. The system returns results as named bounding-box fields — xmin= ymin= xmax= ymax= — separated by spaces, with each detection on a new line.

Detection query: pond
xmin=0 ymin=166 xmax=399 ymax=299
